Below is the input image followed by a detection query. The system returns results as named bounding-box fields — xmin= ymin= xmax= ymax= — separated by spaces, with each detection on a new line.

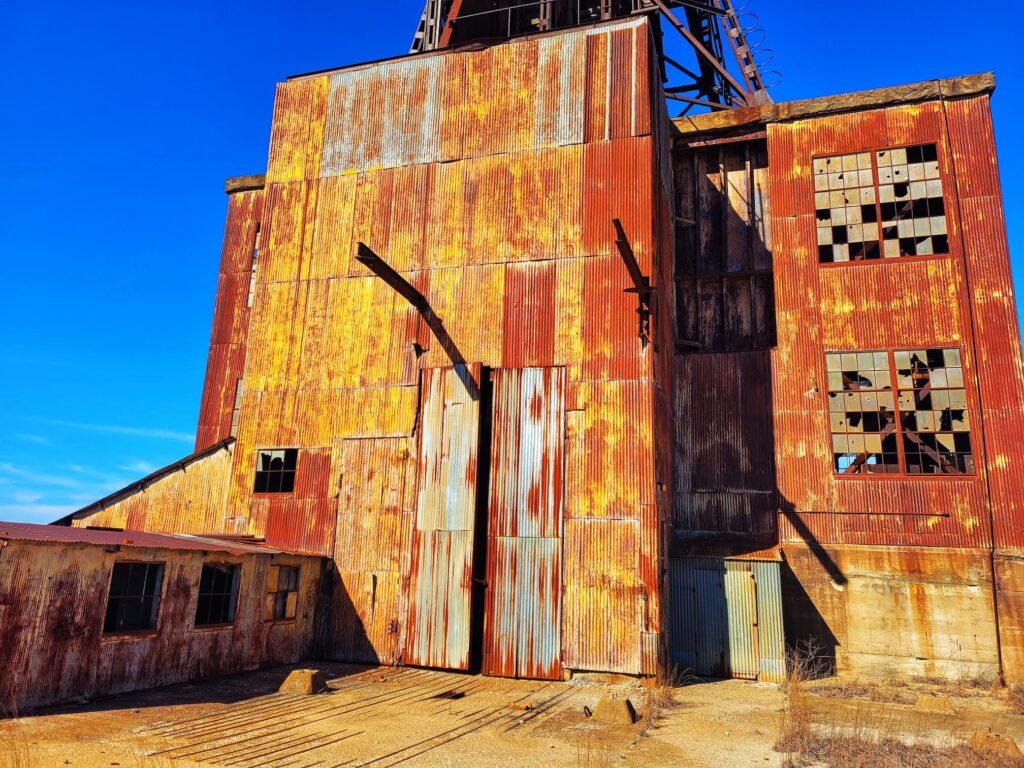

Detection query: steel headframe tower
xmin=410 ymin=0 xmax=778 ymax=113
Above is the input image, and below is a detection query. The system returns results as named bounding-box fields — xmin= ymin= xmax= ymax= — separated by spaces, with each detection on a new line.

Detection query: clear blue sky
xmin=0 ymin=1 xmax=1021 ymax=523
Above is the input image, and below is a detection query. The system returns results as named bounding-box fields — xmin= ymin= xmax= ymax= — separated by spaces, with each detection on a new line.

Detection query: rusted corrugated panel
xmin=0 ymin=539 xmax=321 ymax=711
xmin=752 ymin=561 xmax=786 ymax=682
xmin=406 ymin=366 xmax=481 ymax=670
xmin=68 ymin=443 xmax=236 ymax=537
xmin=561 ymin=518 xmax=640 ymax=674
xmin=266 ymin=76 xmax=329 ymax=184
xmin=674 ymin=352 xmax=774 ymax=497
xmin=581 ymin=255 xmax=650 ymax=382
xmin=483 ymin=369 xmax=565 ymax=680
xmin=514 ymin=537 xmax=562 ymax=680
xmin=944 ymin=95 xmax=1024 ymax=549
xmin=325 ymin=438 xmax=417 ymax=663
xmin=195 ymin=188 xmax=262 ymax=451
xmin=405 ymin=529 xmax=473 ymax=670
xmin=535 ymin=32 xmax=585 ymax=147
xmin=488 ymin=368 xmax=565 ymax=538
xmin=264 ymin=498 xmax=335 ymax=557
xmin=565 ymin=380 xmax=654 ymax=519
xmin=501 ymin=262 xmax=557 ymax=368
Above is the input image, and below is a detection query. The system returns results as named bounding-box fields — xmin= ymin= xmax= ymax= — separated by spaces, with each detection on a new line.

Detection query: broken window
xmin=195 ymin=564 xmax=240 ymax=627
xmin=103 ymin=562 xmax=164 ymax=634
xmin=827 ymin=351 xmax=899 ymax=474
xmin=815 ymin=144 xmax=948 ymax=263
xmin=247 ymin=223 xmax=260 ymax=308
xmin=896 ymin=349 xmax=974 ymax=474
xmin=826 ymin=348 xmax=974 ymax=475
xmin=264 ymin=565 xmax=300 ymax=621
xmin=253 ymin=448 xmax=298 ymax=493
xmin=230 ymin=378 xmax=243 ymax=438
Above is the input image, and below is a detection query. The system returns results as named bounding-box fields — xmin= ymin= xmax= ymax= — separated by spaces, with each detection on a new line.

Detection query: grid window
xmin=815 ymin=143 xmax=948 ymax=263
xmin=826 ymin=351 xmax=899 ymax=474
xmin=247 ymin=223 xmax=261 ymax=308
xmin=253 ymin=449 xmax=298 ymax=493
xmin=103 ymin=562 xmax=164 ymax=634
xmin=265 ymin=565 xmax=300 ymax=621
xmin=195 ymin=564 xmax=241 ymax=626
xmin=230 ymin=378 xmax=244 ymax=438
xmin=896 ymin=348 xmax=974 ymax=474
xmin=826 ymin=348 xmax=974 ymax=476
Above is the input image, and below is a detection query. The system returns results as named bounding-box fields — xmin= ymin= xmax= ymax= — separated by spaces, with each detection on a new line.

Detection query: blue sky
xmin=0 ymin=1 xmax=1021 ymax=524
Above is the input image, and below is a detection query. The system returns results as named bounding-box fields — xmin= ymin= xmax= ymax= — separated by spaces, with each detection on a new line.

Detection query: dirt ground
xmin=0 ymin=664 xmax=787 ymax=768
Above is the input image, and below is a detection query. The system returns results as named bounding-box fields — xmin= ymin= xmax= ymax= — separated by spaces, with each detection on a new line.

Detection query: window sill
xmin=193 ymin=623 xmax=237 ymax=633
xmin=818 ymin=252 xmax=952 ymax=269
xmin=833 ymin=472 xmax=977 ymax=481
xmin=102 ymin=630 xmax=159 ymax=642
xmin=264 ymin=618 xmax=298 ymax=626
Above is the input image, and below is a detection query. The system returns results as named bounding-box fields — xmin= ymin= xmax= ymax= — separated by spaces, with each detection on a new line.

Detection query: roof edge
xmin=225 ymin=174 xmax=266 ymax=194
xmin=673 ymin=72 xmax=996 ymax=137
xmin=53 ymin=438 xmax=236 ymax=526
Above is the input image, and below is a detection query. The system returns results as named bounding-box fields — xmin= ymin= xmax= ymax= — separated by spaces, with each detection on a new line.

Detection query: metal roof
xmin=0 ymin=521 xmax=310 ymax=557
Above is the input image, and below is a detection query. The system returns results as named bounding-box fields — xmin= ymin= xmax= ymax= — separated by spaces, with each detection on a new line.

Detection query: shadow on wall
xmin=671 ymin=138 xmax=845 ymax=679
xmin=317 ymin=560 xmax=384 ymax=666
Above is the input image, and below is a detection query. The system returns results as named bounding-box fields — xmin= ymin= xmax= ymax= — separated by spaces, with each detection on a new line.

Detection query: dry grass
xmin=790 ymin=735 xmax=1023 ymax=768
xmin=1010 ymin=686 xmax=1024 ymax=715
xmin=776 ymin=646 xmax=1024 ymax=767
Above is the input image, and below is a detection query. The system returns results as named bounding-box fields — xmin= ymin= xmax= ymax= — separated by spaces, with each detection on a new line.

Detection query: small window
xmin=104 ymin=562 xmax=164 ymax=634
xmin=814 ymin=143 xmax=948 ymax=263
xmin=247 ymin=223 xmax=261 ymax=308
xmin=253 ymin=449 xmax=298 ymax=493
xmin=265 ymin=565 xmax=300 ymax=621
xmin=826 ymin=347 xmax=974 ymax=475
xmin=195 ymin=564 xmax=241 ymax=627
xmin=230 ymin=378 xmax=244 ymax=437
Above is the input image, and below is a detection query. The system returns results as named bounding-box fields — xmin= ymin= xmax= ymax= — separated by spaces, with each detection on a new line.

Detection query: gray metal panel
xmin=667 ymin=558 xmax=697 ymax=669
xmin=694 ymin=565 xmax=728 ymax=677
xmin=753 ymin=560 xmax=786 ymax=682
xmin=724 ymin=563 xmax=759 ymax=680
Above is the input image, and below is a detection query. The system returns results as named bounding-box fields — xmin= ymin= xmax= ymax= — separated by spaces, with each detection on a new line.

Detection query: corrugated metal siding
xmin=753 ymin=561 xmax=786 ymax=682
xmin=71 ymin=443 xmax=237 ymax=536
xmin=483 ymin=368 xmax=565 ymax=680
xmin=668 ymin=558 xmax=784 ymax=682
xmin=406 ymin=366 xmax=481 ymax=670
xmin=764 ymin=97 xmax=1021 ymax=548
xmin=943 ymin=96 xmax=1024 ymax=549
xmin=189 ymin=16 xmax=670 ymax=679
xmin=0 ymin=539 xmax=321 ymax=711
xmin=195 ymin=188 xmax=263 ymax=451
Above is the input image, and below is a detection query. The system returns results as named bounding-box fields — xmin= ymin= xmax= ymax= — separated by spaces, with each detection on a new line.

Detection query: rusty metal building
xmin=4 ymin=2 xmax=1024 ymax=708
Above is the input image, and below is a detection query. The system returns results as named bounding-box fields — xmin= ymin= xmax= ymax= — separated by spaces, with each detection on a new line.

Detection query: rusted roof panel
xmin=0 ymin=521 xmax=291 ymax=556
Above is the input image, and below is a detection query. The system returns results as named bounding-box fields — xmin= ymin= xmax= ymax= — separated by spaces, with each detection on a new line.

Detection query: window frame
xmin=812 ymin=141 xmax=952 ymax=269
xmin=102 ymin=560 xmax=166 ymax=637
xmin=825 ymin=347 xmax=977 ymax=480
xmin=252 ymin=448 xmax=299 ymax=495
xmin=193 ymin=562 xmax=242 ymax=629
xmin=264 ymin=564 xmax=301 ymax=623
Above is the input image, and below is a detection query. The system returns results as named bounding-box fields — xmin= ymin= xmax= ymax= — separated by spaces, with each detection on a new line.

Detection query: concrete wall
xmin=783 ymin=543 xmax=1000 ymax=680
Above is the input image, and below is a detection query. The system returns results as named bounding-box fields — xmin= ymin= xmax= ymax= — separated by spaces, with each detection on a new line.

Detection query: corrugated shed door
xmin=724 ymin=565 xmax=759 ymax=680
xmin=694 ymin=567 xmax=728 ymax=677
xmin=405 ymin=365 xmax=482 ymax=671
xmin=483 ymin=368 xmax=565 ymax=680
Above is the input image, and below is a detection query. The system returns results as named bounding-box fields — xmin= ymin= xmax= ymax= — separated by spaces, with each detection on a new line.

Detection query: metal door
xmin=724 ymin=565 xmax=759 ymax=680
xmin=694 ymin=567 xmax=728 ymax=677
xmin=482 ymin=367 xmax=565 ymax=680
xmin=405 ymin=365 xmax=482 ymax=670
